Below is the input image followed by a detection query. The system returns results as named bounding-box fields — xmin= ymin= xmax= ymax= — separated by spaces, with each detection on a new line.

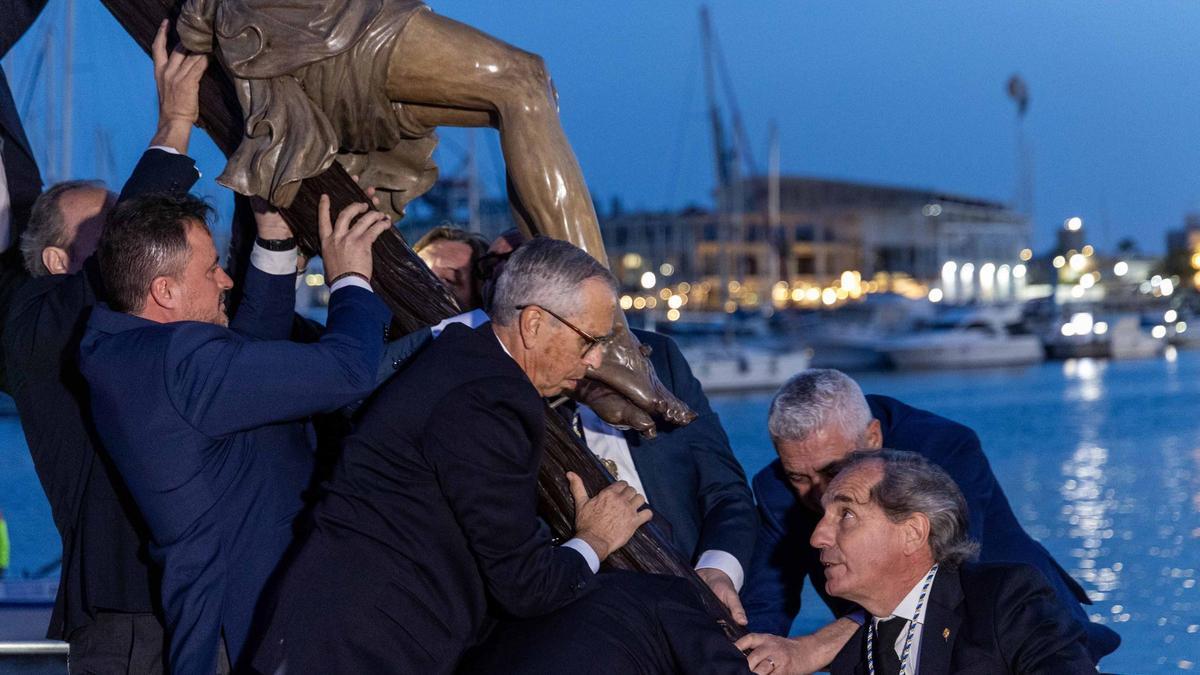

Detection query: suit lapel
xmin=919 ymin=566 xmax=964 ymax=675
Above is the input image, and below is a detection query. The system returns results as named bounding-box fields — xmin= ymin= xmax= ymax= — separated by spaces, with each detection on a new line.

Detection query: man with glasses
xmin=737 ymin=369 xmax=1120 ymax=672
xmin=250 ymin=237 xmax=654 ymax=673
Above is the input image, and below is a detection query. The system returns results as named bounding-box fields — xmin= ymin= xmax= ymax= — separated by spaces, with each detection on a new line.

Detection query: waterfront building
xmin=600 ymin=175 xmax=1030 ymax=311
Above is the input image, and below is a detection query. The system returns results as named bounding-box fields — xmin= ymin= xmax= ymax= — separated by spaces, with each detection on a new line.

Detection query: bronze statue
xmin=175 ymin=0 xmax=693 ymax=433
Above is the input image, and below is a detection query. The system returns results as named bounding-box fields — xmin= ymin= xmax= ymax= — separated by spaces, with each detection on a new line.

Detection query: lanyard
xmin=865 ymin=564 xmax=938 ymax=675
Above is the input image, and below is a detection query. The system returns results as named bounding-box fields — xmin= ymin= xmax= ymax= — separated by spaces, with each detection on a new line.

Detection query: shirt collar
xmin=879 ymin=565 xmax=938 ymax=626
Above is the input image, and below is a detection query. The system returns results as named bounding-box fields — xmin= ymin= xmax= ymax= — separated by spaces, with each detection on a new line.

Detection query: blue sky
xmin=6 ymin=1 xmax=1200 ymax=253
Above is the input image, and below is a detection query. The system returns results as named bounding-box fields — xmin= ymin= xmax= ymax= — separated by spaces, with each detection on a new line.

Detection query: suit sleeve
xmin=993 ymin=565 xmax=1095 ymax=674
xmin=166 ymin=286 xmax=390 ymax=437
xmin=742 ymin=466 xmax=808 ymax=635
xmin=117 ymin=148 xmax=200 ymax=201
xmin=423 ymin=378 xmax=593 ymax=618
xmin=658 ymin=336 xmax=756 ymax=569
xmin=934 ymin=427 xmax=992 ymax=543
xmin=228 ymin=263 xmax=299 ymax=341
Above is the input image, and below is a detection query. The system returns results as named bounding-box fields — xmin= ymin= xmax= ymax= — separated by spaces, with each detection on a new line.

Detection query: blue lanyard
xmin=865 ymin=564 xmax=938 ymax=675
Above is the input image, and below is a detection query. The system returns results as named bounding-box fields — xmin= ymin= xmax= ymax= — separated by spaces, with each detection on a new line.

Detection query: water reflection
xmin=1061 ymin=444 xmax=1119 ymax=609
xmin=1062 ymin=358 xmax=1105 ymax=403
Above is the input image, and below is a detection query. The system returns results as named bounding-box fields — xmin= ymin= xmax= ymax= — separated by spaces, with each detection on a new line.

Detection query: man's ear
xmin=41 ymin=246 xmax=70 ymax=275
xmin=864 ymin=419 xmax=883 ymax=450
xmin=518 ymin=306 xmax=542 ymax=350
xmin=902 ymin=512 xmax=931 ymax=557
xmin=148 ymin=275 xmax=178 ymax=311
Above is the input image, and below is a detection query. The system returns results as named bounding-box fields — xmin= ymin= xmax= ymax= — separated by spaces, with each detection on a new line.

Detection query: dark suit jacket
xmin=461 ymin=571 xmax=752 ymax=675
xmin=250 ymin=323 xmax=595 ymax=675
xmin=79 ymin=269 xmax=390 ymax=675
xmin=743 ymin=395 xmax=1120 ymax=661
xmin=620 ymin=329 xmax=756 ymax=571
xmin=3 ymin=149 xmax=198 ymax=639
xmin=830 ymin=563 xmax=1094 ymax=675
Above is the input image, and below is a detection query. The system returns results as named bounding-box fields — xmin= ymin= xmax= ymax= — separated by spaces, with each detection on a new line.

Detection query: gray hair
xmin=768 ymin=369 xmax=872 ymax=443
xmin=21 ymin=180 xmax=107 ymax=277
xmin=833 ymin=449 xmax=980 ymax=567
xmin=488 ymin=236 xmax=617 ymax=326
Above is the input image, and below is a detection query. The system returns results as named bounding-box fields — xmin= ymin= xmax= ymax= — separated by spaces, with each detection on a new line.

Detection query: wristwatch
xmin=255 ymin=235 xmax=297 ymax=251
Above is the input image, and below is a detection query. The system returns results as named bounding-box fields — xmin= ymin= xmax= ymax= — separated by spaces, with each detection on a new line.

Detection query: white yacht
xmin=879 ymin=307 xmax=1044 ymax=370
xmin=683 ymin=345 xmax=813 ymax=394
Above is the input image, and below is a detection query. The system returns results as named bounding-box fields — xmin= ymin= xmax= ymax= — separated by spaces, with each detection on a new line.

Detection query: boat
xmin=683 ymin=345 xmax=812 ymax=394
xmin=1043 ymin=312 xmax=1163 ymax=360
xmin=878 ymin=306 xmax=1044 ymax=370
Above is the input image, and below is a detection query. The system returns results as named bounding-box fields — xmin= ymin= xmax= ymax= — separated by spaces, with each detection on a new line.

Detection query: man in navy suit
xmin=739 ymin=369 xmax=1118 ymax=671
xmin=3 ymin=23 xmax=209 ymax=672
xmin=575 ymin=328 xmax=757 ymax=624
xmin=78 ymin=191 xmax=394 ymax=674
xmin=250 ymin=237 xmax=652 ymax=674
xmin=798 ymin=450 xmax=1091 ymax=675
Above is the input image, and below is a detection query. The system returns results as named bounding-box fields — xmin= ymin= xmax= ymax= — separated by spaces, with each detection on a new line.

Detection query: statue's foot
xmin=587 ymin=323 xmax=697 ymax=428
xmin=570 ymin=379 xmax=657 ymax=439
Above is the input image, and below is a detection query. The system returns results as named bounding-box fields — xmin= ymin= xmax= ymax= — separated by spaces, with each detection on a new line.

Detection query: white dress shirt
xmin=578 ymin=405 xmax=745 ymax=590
xmin=873 ymin=565 xmax=939 ymax=674
xmin=0 ymin=152 xmax=11 ymax=251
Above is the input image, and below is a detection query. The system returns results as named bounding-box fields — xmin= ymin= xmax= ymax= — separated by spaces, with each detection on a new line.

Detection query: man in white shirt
xmin=742 ymin=450 xmax=1094 ymax=675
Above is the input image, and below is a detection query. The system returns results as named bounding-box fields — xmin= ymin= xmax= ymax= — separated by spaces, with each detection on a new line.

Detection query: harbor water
xmin=3 ymin=354 xmax=1200 ymax=671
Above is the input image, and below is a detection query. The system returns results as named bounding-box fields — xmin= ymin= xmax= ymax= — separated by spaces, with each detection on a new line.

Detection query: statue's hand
xmin=570 ymin=378 xmax=657 ymax=438
xmin=586 ymin=323 xmax=698 ymax=428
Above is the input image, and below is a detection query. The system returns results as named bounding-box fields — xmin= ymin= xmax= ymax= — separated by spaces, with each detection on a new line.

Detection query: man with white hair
xmin=746 ymin=450 xmax=1093 ymax=674
xmin=250 ymin=237 xmax=655 ymax=673
xmin=738 ymin=369 xmax=1118 ymax=671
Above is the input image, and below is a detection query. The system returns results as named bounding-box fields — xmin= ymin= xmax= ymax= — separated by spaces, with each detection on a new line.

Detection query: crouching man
xmin=742 ymin=450 xmax=1094 ymax=674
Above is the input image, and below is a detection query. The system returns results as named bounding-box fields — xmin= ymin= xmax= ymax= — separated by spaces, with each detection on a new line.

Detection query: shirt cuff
xmin=147 ymin=144 xmax=181 ymax=155
xmin=695 ymin=549 xmax=745 ymax=591
xmin=250 ymin=244 xmax=298 ymax=276
xmin=561 ymin=538 xmax=600 ymax=574
xmin=430 ymin=308 xmax=491 ymax=337
xmin=330 ymin=275 xmax=374 ymax=294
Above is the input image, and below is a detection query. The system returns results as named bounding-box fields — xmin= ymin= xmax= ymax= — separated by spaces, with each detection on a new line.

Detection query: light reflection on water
xmin=713 ymin=351 xmax=1200 ymax=673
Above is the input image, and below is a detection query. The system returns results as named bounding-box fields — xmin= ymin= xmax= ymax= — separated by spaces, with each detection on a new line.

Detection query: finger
xmin=746 ymin=648 xmax=772 ymax=672
xmin=182 ymin=53 xmax=209 ymax=81
xmin=733 ymin=634 xmax=761 ymax=652
xmin=361 ymin=213 xmax=394 ymax=244
xmin=333 ymin=202 xmax=370 ymax=237
xmin=629 ymin=493 xmax=647 ymax=510
xmin=727 ymin=592 xmax=748 ymax=626
xmin=318 ymin=195 xmax=333 ymax=241
xmin=165 ymin=44 xmax=187 ymax=76
xmin=567 ymin=472 xmax=589 ymax=507
xmin=634 ymin=508 xmax=653 ymax=526
xmin=152 ymin=20 xmax=169 ymax=73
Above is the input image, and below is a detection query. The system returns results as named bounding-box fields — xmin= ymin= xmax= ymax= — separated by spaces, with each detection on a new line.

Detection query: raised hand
xmin=150 ymin=19 xmax=208 ymax=153
xmin=317 ymin=195 xmax=393 ymax=284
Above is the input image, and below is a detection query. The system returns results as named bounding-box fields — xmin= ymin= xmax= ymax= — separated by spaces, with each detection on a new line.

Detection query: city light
xmin=821 ymin=288 xmax=837 ymax=305
xmin=645 ymin=297 xmax=658 ymax=309
xmin=640 ymin=271 xmax=657 ymax=289
xmin=304 ymin=273 xmax=325 ymax=287
xmin=1013 ymin=264 xmax=1027 ymax=279
xmin=633 ymin=297 xmax=646 ymax=310
xmin=942 ymin=260 xmax=957 ymax=276
xmin=960 ymin=262 xmax=975 ymax=283
xmin=928 ymin=288 xmax=944 ymax=303
xmin=622 ymin=253 xmax=643 ymax=269
xmin=1177 ymin=321 xmax=1188 ymax=334
xmin=1094 ymin=321 xmax=1109 ymax=336
xmin=1165 ymin=309 xmax=1178 ymax=323
xmin=1019 ymin=248 xmax=1033 ymax=262
xmin=667 ymin=309 xmax=681 ymax=321
xmin=668 ymin=295 xmax=683 ymax=309
xmin=1161 ymin=279 xmax=1175 ymax=296
xmin=1152 ymin=325 xmax=1167 ymax=339
xmin=1069 ymin=253 xmax=1087 ymax=271
xmin=1061 ymin=324 xmax=1076 ymax=337
xmin=620 ymin=295 xmax=633 ymax=310
xmin=1053 ymin=256 xmax=1066 ymax=269
xmin=1081 ymin=245 xmax=1094 ymax=257
xmin=659 ymin=263 xmax=674 ymax=276
xmin=1080 ymin=273 xmax=1095 ymax=289
xmin=1070 ymin=312 xmax=1094 ymax=335
xmin=1113 ymin=261 xmax=1128 ymax=276
xmin=1066 ymin=216 xmax=1083 ymax=231
xmin=806 ymin=287 xmax=821 ymax=302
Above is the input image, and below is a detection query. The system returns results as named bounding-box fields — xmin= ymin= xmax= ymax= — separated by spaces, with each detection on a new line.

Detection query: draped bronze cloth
xmin=177 ymin=0 xmax=439 ymax=216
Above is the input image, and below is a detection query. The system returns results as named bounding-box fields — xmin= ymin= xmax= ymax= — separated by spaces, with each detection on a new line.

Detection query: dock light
xmin=1093 ymin=321 xmax=1109 ymax=336
xmin=620 ymin=295 xmax=633 ymax=310
xmin=640 ymin=271 xmax=656 ymax=289
xmin=1069 ymin=254 xmax=1086 ymax=271
xmin=1061 ymin=324 xmax=1077 ymax=337
xmin=1114 ymin=261 xmax=1129 ymax=276
xmin=960 ymin=262 xmax=975 ymax=283
xmin=821 ymin=288 xmax=837 ymax=305
xmin=1070 ymin=312 xmax=1094 ymax=335
xmin=667 ymin=308 xmax=681 ymax=321
xmin=1066 ymin=217 xmax=1083 ymax=231
xmin=791 ymin=288 xmax=804 ymax=302
xmin=1152 ymin=325 xmax=1167 ymax=339
xmin=1013 ymin=264 xmax=1027 ymax=279
xmin=806 ymin=287 xmax=821 ymax=302
xmin=942 ymin=260 xmax=957 ymax=276
xmin=1162 ymin=279 xmax=1175 ymax=296
xmin=1053 ymin=256 xmax=1066 ymax=269
xmin=1020 ymin=248 xmax=1033 ymax=262
xmin=1165 ymin=309 xmax=1178 ymax=323
xmin=928 ymin=288 xmax=944 ymax=303
xmin=659 ymin=263 xmax=674 ymax=276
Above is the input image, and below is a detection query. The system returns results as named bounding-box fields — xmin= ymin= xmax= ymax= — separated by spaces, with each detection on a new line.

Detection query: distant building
xmin=601 ymin=175 xmax=1030 ymax=310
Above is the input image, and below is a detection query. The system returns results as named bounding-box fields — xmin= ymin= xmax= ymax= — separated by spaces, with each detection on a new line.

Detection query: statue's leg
xmin=388 ymin=10 xmax=606 ymax=262
xmin=389 ymin=11 xmax=695 ymax=428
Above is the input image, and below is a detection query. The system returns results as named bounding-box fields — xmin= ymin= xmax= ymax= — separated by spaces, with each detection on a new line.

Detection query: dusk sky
xmin=6 ymin=1 xmax=1200 ymax=252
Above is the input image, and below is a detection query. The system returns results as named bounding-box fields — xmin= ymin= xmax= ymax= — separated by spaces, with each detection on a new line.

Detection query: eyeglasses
xmin=515 ymin=304 xmax=613 ymax=358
